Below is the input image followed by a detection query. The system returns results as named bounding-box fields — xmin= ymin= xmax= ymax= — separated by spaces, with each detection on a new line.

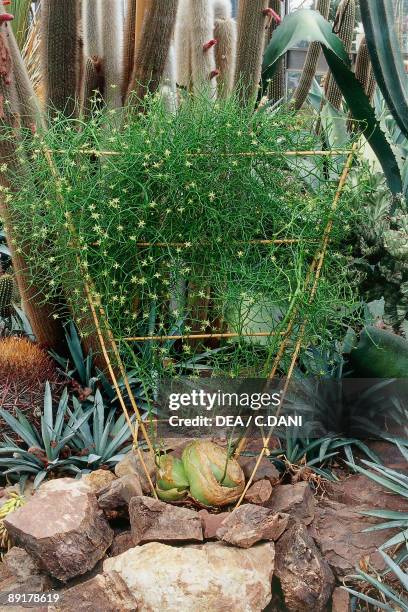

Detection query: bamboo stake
xmin=234 ymin=145 xmax=357 ymax=507
xmin=123 ymin=331 xmax=285 ymax=342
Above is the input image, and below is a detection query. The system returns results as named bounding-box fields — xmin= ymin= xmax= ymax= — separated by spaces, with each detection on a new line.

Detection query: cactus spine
xmin=101 ymin=0 xmax=123 ymax=109
xmin=123 ymin=0 xmax=137 ymax=100
xmin=294 ymin=0 xmax=331 ymax=110
xmin=128 ymin=0 xmax=179 ymax=102
xmin=214 ymin=16 xmax=237 ymax=98
xmin=266 ymin=0 xmax=285 ymax=103
xmin=354 ymin=36 xmax=375 ymax=100
xmin=324 ymin=0 xmax=355 ymax=110
xmin=0 ymin=274 xmax=13 ymax=318
xmin=189 ymin=0 xmax=217 ymax=96
xmin=41 ymin=0 xmax=80 ymax=116
xmin=234 ymin=0 xmax=269 ymax=106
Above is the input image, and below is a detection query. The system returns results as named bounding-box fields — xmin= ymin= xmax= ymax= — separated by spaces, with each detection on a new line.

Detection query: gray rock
xmin=98 ymin=474 xmax=143 ymax=510
xmin=266 ymin=482 xmax=316 ymax=525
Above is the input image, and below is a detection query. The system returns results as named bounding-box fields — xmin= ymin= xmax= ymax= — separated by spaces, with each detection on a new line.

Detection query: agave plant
xmin=344 ymin=549 xmax=408 ymax=612
xmin=0 ymin=382 xmax=134 ymax=489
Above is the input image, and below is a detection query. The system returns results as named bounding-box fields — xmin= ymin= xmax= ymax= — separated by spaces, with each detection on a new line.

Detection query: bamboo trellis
xmin=40 ymin=143 xmax=358 ymax=500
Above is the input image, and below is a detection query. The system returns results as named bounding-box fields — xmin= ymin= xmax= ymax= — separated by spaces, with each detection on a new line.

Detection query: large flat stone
xmin=104 ymin=541 xmax=275 ymax=611
xmin=216 ymin=504 xmax=289 ymax=548
xmin=266 ymin=482 xmax=316 ymax=525
xmin=4 ymin=478 xmax=113 ymax=581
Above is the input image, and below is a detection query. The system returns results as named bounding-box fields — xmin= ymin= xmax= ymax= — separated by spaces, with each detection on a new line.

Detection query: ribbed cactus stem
xmin=101 ymin=0 xmax=123 ymax=109
xmin=0 ymin=274 xmax=13 ymax=318
xmin=189 ymin=0 xmax=217 ymax=96
xmin=41 ymin=0 xmax=80 ymax=116
xmin=234 ymin=0 xmax=269 ymax=106
xmin=214 ymin=17 xmax=237 ymax=97
xmin=266 ymin=0 xmax=285 ymax=103
xmin=81 ymin=56 xmax=104 ymax=119
xmin=135 ymin=0 xmax=151 ymax=56
xmin=82 ymin=0 xmax=102 ymax=59
xmin=128 ymin=0 xmax=179 ymax=102
xmin=123 ymin=0 xmax=137 ymax=100
xmin=294 ymin=0 xmax=331 ymax=110
xmin=175 ymin=0 xmax=192 ymax=89
xmin=354 ymin=36 xmax=373 ymax=95
xmin=325 ymin=0 xmax=355 ymax=110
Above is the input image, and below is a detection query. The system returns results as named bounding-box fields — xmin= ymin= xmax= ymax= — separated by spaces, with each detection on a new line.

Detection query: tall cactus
xmin=123 ymin=0 xmax=137 ymax=100
xmin=0 ymin=15 xmax=67 ymax=349
xmin=175 ymin=0 xmax=192 ymax=88
xmin=354 ymin=36 xmax=375 ymax=100
xmin=127 ymin=0 xmax=179 ymax=102
xmin=81 ymin=0 xmax=103 ymax=114
xmin=214 ymin=16 xmax=237 ymax=97
xmin=101 ymin=0 xmax=123 ymax=109
xmin=266 ymin=0 xmax=285 ymax=103
xmin=41 ymin=0 xmax=80 ymax=116
xmin=189 ymin=0 xmax=218 ymax=96
xmin=324 ymin=0 xmax=355 ymax=110
xmin=294 ymin=0 xmax=331 ymax=110
xmin=0 ymin=274 xmax=13 ymax=318
xmin=234 ymin=0 xmax=269 ymax=106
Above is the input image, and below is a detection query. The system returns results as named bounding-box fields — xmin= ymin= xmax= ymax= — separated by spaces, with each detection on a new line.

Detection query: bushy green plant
xmin=4 ymin=93 xmax=363 ymax=380
xmin=0 ymin=382 xmax=134 ymax=489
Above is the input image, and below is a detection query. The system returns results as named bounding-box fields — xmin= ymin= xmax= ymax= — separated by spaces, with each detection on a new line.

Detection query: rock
xmin=57 ymin=572 xmax=138 ymax=611
xmin=0 ymin=548 xmax=52 ymax=608
xmin=244 ymin=479 xmax=273 ymax=505
xmin=216 ymin=504 xmax=289 ymax=548
xmin=104 ymin=541 xmax=275 ymax=611
xmin=332 ymin=587 xmax=350 ymax=612
xmin=109 ymin=531 xmax=134 ymax=557
xmin=275 ymin=522 xmax=334 ymax=612
xmin=326 ymin=473 xmax=408 ymax=513
xmin=198 ymin=509 xmax=229 ymax=540
xmin=238 ymin=456 xmax=280 ymax=485
xmin=82 ymin=470 xmax=117 ymax=495
xmin=129 ymin=495 xmax=203 ymax=545
xmin=3 ymin=478 xmax=113 ymax=581
xmin=3 ymin=547 xmax=41 ymax=581
xmin=98 ymin=475 xmax=143 ymax=510
xmin=309 ymin=499 xmax=399 ymax=578
xmin=266 ymin=482 xmax=316 ymax=525
xmin=115 ymin=450 xmax=156 ymax=494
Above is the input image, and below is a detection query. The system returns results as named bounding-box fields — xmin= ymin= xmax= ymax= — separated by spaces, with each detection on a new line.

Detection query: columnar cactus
xmin=0 ymin=18 xmax=67 ymax=349
xmin=175 ymin=0 xmax=192 ymax=88
xmin=324 ymin=0 xmax=355 ymax=110
xmin=123 ymin=0 xmax=137 ymax=100
xmin=234 ymin=0 xmax=269 ymax=106
xmin=189 ymin=0 xmax=218 ymax=96
xmin=214 ymin=15 xmax=237 ymax=97
xmin=81 ymin=0 xmax=103 ymax=113
xmin=354 ymin=36 xmax=375 ymax=100
xmin=294 ymin=0 xmax=331 ymax=110
xmin=101 ymin=0 xmax=123 ymax=109
xmin=266 ymin=0 xmax=285 ymax=103
xmin=0 ymin=274 xmax=13 ymax=318
xmin=128 ymin=0 xmax=179 ymax=102
xmin=41 ymin=0 xmax=80 ymax=116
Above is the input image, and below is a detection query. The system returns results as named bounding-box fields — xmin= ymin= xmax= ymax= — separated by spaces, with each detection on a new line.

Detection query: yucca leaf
xmin=342 ymin=587 xmax=394 ymax=611
xmin=98 ymin=409 xmax=116 ymax=456
xmin=54 ymin=388 xmax=69 ymax=436
xmin=33 ymin=470 xmax=48 ymax=489
xmin=361 ymin=509 xmax=408 ymax=520
xmin=262 ymin=9 xmax=402 ymax=195
xmin=363 ymin=520 xmax=408 ymax=532
xmin=41 ymin=382 xmax=53 ymax=458
xmin=379 ymin=528 xmax=408 ymax=551
xmin=346 ymin=461 xmax=408 ymax=498
xmin=93 ymin=389 xmax=105 ymax=451
xmin=380 ymin=550 xmax=408 ymax=593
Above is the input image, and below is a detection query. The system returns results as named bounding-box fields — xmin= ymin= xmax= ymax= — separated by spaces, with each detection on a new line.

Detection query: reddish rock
xmin=58 ymin=572 xmax=138 ymax=611
xmin=129 ymin=496 xmax=203 ymax=545
xmin=309 ymin=499 xmax=399 ymax=578
xmin=109 ymin=531 xmax=135 ymax=557
xmin=326 ymin=473 xmax=408 ymax=512
xmin=244 ymin=479 xmax=272 ymax=505
xmin=115 ymin=450 xmax=156 ymax=494
xmin=98 ymin=474 xmax=143 ymax=510
xmin=198 ymin=509 xmax=229 ymax=539
xmin=216 ymin=504 xmax=289 ymax=548
xmin=266 ymin=482 xmax=316 ymax=525
xmin=332 ymin=587 xmax=350 ymax=612
xmin=0 ymin=547 xmax=52 ymax=608
xmin=82 ymin=469 xmax=116 ymax=495
xmin=238 ymin=456 xmax=280 ymax=485
xmin=3 ymin=478 xmax=113 ymax=581
xmin=275 ymin=522 xmax=335 ymax=612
